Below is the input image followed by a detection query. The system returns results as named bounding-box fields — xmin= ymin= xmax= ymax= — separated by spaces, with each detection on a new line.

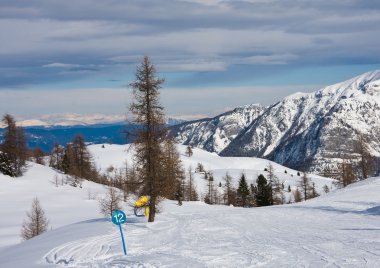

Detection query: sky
xmin=0 ymin=0 xmax=380 ymax=121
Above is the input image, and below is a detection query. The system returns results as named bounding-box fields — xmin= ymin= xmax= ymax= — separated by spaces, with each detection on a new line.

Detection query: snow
xmin=1 ymin=144 xmax=378 ymax=267
xmin=0 ymin=163 xmax=110 ymax=249
xmin=0 ymin=174 xmax=379 ymax=267
xmin=89 ymin=144 xmax=335 ymax=200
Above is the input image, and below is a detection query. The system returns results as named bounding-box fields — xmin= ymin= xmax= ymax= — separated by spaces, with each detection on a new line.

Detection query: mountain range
xmin=1 ymin=71 xmax=379 ymax=172
xmin=172 ymin=70 xmax=380 ymax=172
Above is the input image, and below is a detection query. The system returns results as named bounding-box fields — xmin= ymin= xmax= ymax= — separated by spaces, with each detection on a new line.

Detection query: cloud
xmin=0 ymin=0 xmax=379 ymax=118
xmin=43 ymin=63 xmax=80 ymax=68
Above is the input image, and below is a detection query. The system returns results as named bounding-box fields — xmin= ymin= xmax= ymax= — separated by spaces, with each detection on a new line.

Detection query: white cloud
xmin=43 ymin=63 xmax=80 ymax=68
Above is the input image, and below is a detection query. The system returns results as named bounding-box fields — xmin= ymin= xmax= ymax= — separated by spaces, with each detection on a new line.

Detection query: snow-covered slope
xmin=1 ymin=175 xmax=379 ymax=267
xmin=89 ymin=144 xmax=334 ymax=202
xmin=171 ymin=104 xmax=264 ymax=153
xmin=0 ymin=163 xmax=110 ymax=249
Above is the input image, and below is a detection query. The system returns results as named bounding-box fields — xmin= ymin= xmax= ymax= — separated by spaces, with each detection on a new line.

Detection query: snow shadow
xmin=75 ymin=218 xmax=111 ymax=224
xmin=340 ymin=228 xmax=380 ymax=231
xmin=366 ymin=205 xmax=380 ymax=215
xmin=293 ymin=205 xmax=380 ymax=216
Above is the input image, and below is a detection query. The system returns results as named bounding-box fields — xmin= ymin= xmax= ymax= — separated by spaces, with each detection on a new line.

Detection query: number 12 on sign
xmin=111 ymin=210 xmax=127 ymax=255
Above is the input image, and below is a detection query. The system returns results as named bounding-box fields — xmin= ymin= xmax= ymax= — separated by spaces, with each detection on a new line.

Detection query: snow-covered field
xmin=0 ymin=163 xmax=110 ymax=249
xmin=0 ymin=176 xmax=379 ymax=267
xmin=1 ymin=144 xmax=379 ymax=267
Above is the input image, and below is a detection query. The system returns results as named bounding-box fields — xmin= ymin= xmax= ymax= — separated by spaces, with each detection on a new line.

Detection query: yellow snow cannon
xmin=134 ymin=196 xmax=149 ymax=217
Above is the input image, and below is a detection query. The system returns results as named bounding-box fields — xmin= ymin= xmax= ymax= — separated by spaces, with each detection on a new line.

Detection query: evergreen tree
xmin=20 ymin=197 xmax=49 ymax=240
xmin=0 ymin=151 xmax=16 ymax=177
xmin=323 ymin=184 xmax=330 ymax=193
xmin=255 ymin=174 xmax=273 ymax=206
xmin=129 ymin=56 xmax=168 ymax=222
xmin=236 ymin=173 xmax=250 ymax=207
xmin=186 ymin=145 xmax=193 ymax=157
xmin=1 ymin=114 xmax=28 ymax=176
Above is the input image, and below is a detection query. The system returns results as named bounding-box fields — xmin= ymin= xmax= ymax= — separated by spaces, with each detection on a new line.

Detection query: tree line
xmin=194 ymin=162 xmax=321 ymax=208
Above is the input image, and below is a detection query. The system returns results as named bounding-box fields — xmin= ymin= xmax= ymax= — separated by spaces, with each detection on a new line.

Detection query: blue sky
xmin=0 ymin=0 xmax=379 ymax=120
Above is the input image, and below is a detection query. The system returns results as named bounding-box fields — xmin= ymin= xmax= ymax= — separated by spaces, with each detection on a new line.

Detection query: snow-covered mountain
xmin=173 ymin=71 xmax=380 ymax=172
xmin=171 ymin=104 xmax=265 ymax=153
xmin=221 ymin=71 xmax=380 ymax=171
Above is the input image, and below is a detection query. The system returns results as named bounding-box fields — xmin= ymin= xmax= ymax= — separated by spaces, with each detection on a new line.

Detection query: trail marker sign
xmin=111 ymin=210 xmax=127 ymax=255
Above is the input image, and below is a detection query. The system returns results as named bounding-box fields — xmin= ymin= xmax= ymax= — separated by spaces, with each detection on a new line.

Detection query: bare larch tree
xmin=21 ymin=197 xmax=49 ymax=240
xmin=129 ymin=56 xmax=168 ymax=222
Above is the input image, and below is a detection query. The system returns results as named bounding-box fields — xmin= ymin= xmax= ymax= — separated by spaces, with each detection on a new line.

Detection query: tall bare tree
xmin=21 ymin=197 xmax=49 ymax=240
xmin=130 ymin=56 xmax=168 ymax=222
xmin=335 ymin=159 xmax=356 ymax=188
xmin=223 ymin=172 xmax=236 ymax=206
xmin=99 ymin=187 xmax=122 ymax=217
xmin=297 ymin=172 xmax=312 ymax=201
xmin=353 ymin=134 xmax=374 ymax=180
xmin=160 ymin=138 xmax=184 ymax=199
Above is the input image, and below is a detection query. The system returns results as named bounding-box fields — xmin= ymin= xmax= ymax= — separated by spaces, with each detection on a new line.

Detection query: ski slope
xmin=0 ymin=163 xmax=111 ymax=249
xmin=0 ymin=177 xmax=379 ymax=267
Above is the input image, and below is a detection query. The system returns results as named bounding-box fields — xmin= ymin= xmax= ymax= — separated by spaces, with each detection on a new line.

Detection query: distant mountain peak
xmin=173 ymin=70 xmax=380 ymax=173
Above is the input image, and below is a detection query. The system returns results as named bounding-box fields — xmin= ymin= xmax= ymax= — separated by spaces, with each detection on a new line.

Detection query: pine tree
xmin=237 ymin=173 xmax=250 ymax=207
xmin=129 ymin=56 xmax=168 ymax=222
xmin=255 ymin=174 xmax=273 ymax=206
xmin=0 ymin=151 xmax=16 ymax=177
xmin=20 ymin=198 xmax=49 ymax=240
xmin=186 ymin=145 xmax=193 ymax=157
xmin=323 ymin=184 xmax=330 ymax=193
xmin=1 ymin=114 xmax=28 ymax=176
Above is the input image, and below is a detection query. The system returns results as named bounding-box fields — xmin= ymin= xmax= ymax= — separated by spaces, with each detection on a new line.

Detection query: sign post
xmin=111 ymin=210 xmax=127 ymax=256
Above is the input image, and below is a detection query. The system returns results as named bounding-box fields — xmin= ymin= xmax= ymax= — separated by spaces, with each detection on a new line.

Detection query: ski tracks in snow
xmin=41 ymin=202 xmax=380 ymax=267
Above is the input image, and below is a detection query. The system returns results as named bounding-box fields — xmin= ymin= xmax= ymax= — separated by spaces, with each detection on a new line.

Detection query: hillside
xmin=0 ymin=163 xmax=111 ymax=249
xmin=89 ymin=144 xmax=335 ymax=201
xmin=0 ymin=171 xmax=379 ymax=267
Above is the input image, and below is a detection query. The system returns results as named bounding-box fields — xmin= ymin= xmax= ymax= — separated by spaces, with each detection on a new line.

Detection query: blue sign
xmin=112 ymin=210 xmax=127 ymax=225
xmin=111 ymin=210 xmax=127 ymax=255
